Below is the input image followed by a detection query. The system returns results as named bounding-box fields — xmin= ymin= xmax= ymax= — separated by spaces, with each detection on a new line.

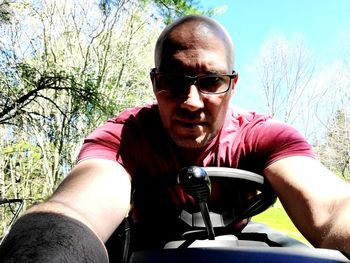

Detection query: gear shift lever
xmin=178 ymin=166 xmax=215 ymax=240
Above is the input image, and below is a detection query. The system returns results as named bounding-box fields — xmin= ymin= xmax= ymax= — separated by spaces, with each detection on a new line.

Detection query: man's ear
xmin=150 ymin=72 xmax=156 ymax=94
xmin=230 ymin=72 xmax=239 ymax=96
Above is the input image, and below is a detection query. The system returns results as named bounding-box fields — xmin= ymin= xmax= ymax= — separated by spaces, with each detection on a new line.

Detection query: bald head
xmin=154 ymin=15 xmax=234 ymax=72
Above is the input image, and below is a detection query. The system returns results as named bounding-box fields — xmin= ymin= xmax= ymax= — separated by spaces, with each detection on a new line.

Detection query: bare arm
xmin=264 ymin=156 xmax=350 ymax=253
xmin=27 ymin=158 xmax=131 ymax=242
xmin=0 ymin=158 xmax=131 ymax=262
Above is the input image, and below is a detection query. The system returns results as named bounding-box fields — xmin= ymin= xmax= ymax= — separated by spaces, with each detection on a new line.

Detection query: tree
xmin=317 ymin=108 xmax=350 ymax=181
xmin=0 ymin=0 xmax=214 ymax=126
xmin=0 ymin=0 xmax=212 ymax=236
xmin=0 ymin=0 xmax=156 ymax=200
xmin=312 ymin=40 xmax=350 ymax=181
xmin=0 ymin=0 xmax=12 ymax=24
xmin=145 ymin=0 xmax=215 ymax=24
xmin=249 ymin=32 xmax=350 ymax=182
xmin=249 ymin=33 xmax=316 ymax=131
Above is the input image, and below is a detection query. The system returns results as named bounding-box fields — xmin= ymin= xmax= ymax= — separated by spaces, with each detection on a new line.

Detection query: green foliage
xmin=151 ymin=0 xmax=203 ymax=24
xmin=1 ymin=140 xmax=46 ymax=201
xmin=0 ymin=0 xmax=214 ymax=233
xmin=0 ymin=200 xmax=23 ymax=239
xmin=316 ymin=108 xmax=350 ymax=181
xmin=140 ymin=0 xmax=216 ymax=24
xmin=0 ymin=62 xmax=99 ymax=125
xmin=0 ymin=138 xmax=47 ymax=236
xmin=0 ymin=0 xmax=12 ymax=24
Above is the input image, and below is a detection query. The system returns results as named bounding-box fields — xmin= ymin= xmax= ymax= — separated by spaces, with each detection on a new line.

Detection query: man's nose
xmin=180 ymin=84 xmax=204 ymax=111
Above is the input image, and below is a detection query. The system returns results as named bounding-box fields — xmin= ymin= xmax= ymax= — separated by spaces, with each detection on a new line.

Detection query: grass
xmin=252 ymin=199 xmax=311 ymax=246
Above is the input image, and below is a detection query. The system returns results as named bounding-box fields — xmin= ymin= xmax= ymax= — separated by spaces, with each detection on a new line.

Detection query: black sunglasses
xmin=150 ymin=68 xmax=237 ymax=95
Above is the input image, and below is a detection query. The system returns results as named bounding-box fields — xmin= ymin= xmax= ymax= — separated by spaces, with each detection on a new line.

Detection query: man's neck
xmin=175 ymin=146 xmax=207 ymax=165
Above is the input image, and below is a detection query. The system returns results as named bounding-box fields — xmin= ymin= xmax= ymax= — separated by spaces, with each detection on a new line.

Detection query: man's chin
xmin=172 ymin=135 xmax=211 ymax=149
xmin=175 ymin=142 xmax=204 ymax=149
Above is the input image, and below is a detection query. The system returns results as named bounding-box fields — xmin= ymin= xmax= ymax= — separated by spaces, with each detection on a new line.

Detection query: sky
xmin=199 ymin=0 xmax=350 ymax=111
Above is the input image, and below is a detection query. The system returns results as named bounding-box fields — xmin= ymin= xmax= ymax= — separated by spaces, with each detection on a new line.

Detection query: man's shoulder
xmin=226 ymin=106 xmax=271 ymax=127
xmin=226 ymin=106 xmax=302 ymax=137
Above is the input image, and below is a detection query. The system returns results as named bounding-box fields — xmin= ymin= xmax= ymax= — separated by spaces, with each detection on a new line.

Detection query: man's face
xmin=152 ymin=24 xmax=237 ymax=149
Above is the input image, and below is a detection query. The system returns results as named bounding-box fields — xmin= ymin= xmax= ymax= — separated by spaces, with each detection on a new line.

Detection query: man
xmin=1 ymin=14 xmax=350 ymax=262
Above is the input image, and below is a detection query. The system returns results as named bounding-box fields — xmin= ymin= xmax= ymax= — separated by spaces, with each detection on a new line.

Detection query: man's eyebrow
xmin=206 ymin=70 xmax=222 ymax=74
xmin=200 ymin=70 xmax=226 ymax=75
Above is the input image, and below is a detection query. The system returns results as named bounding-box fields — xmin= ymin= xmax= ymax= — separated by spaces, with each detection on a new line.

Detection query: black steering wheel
xmin=129 ymin=167 xmax=350 ymax=263
xmin=203 ymin=167 xmax=277 ymax=222
xmin=177 ymin=166 xmax=277 ymax=229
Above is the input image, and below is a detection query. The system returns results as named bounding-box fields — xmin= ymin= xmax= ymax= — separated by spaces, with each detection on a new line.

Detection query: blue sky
xmin=200 ymin=0 xmax=350 ymax=110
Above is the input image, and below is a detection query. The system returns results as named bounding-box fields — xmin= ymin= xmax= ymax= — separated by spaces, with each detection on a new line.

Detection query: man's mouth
xmin=175 ymin=119 xmax=207 ymax=128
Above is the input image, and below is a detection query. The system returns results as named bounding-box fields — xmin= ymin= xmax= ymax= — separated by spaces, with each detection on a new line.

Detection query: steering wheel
xmin=129 ymin=167 xmax=350 ymax=263
xmin=178 ymin=166 xmax=277 ymax=229
xmin=203 ymin=167 xmax=277 ymax=222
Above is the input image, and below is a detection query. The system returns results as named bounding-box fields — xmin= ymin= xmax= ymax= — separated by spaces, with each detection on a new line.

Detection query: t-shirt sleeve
xmin=243 ymin=119 xmax=316 ymax=170
xmin=76 ymin=114 xmax=142 ymax=177
xmin=77 ymin=120 xmax=122 ymax=163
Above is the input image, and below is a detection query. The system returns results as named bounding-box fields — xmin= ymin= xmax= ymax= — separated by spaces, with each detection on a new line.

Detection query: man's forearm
xmin=319 ymin=201 xmax=350 ymax=256
xmin=0 ymin=212 xmax=108 ymax=263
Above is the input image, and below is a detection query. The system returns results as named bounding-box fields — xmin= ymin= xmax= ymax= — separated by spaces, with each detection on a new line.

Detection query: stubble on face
xmin=163 ymin=97 xmax=226 ymax=149
xmin=166 ymin=107 xmax=212 ymax=149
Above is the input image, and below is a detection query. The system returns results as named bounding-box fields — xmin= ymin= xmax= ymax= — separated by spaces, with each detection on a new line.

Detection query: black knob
xmin=178 ymin=166 xmax=211 ymax=203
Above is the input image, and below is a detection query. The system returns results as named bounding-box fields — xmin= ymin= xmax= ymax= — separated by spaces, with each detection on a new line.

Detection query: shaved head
xmin=154 ymin=15 xmax=235 ymax=72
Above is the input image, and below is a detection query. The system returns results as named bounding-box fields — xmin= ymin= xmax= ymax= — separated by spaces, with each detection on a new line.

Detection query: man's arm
xmin=0 ymin=158 xmax=131 ymax=262
xmin=264 ymin=156 xmax=350 ymax=254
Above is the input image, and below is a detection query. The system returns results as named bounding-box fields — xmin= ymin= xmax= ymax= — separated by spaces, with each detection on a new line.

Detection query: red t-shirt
xmin=77 ymin=104 xmax=315 ymax=248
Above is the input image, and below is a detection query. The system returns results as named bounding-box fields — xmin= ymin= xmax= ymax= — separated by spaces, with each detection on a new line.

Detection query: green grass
xmin=252 ymin=199 xmax=311 ymax=246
